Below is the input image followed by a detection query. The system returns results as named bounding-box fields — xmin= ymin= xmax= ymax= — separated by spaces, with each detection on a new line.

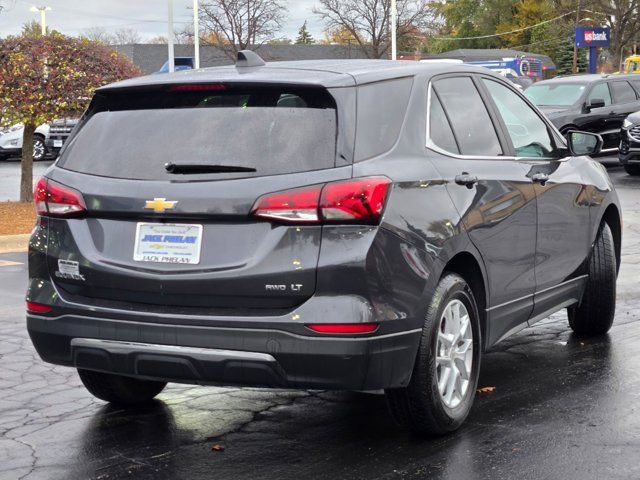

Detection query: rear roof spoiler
xmin=236 ymin=50 xmax=266 ymax=68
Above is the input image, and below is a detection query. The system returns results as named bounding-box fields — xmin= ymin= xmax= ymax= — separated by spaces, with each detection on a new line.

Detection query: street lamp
xmin=193 ymin=0 xmax=200 ymax=69
xmin=390 ymin=0 xmax=397 ymax=60
xmin=29 ymin=5 xmax=51 ymax=36
xmin=167 ymin=0 xmax=175 ymax=73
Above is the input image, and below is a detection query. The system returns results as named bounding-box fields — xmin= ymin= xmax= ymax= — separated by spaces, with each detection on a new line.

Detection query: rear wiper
xmin=165 ymin=163 xmax=257 ymax=174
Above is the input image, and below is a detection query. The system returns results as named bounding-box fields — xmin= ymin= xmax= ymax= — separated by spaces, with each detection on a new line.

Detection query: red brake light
xmin=26 ymin=301 xmax=52 ymax=314
xmin=320 ymin=178 xmax=390 ymax=223
xmin=306 ymin=323 xmax=379 ymax=334
xmin=251 ymin=185 xmax=322 ymax=223
xmin=251 ymin=177 xmax=390 ymax=225
xmin=34 ymin=177 xmax=86 ymax=217
xmin=169 ymin=83 xmax=226 ymax=92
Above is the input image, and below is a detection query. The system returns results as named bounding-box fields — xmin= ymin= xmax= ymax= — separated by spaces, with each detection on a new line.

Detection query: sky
xmin=0 ymin=0 xmax=325 ymax=41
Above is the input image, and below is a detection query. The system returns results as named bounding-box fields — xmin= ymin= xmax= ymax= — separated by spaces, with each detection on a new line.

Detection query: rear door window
xmin=58 ymin=86 xmax=338 ymax=181
xmin=429 ymin=93 xmax=459 ymax=154
xmin=432 ymin=77 xmax=503 ymax=156
xmin=611 ymin=81 xmax=637 ymax=104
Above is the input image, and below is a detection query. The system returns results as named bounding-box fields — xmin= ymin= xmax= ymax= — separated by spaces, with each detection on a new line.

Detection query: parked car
xmin=27 ymin=52 xmax=621 ymax=436
xmin=46 ymin=118 xmax=79 ymax=157
xmin=618 ymin=111 xmax=640 ymax=175
xmin=155 ymin=57 xmax=195 ymax=74
xmin=525 ymin=73 xmax=640 ymax=152
xmin=0 ymin=123 xmax=49 ymax=161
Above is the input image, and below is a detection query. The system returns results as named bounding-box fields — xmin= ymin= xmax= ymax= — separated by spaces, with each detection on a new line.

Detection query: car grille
xmin=629 ymin=125 xmax=640 ymax=142
xmin=49 ymin=127 xmax=73 ymax=134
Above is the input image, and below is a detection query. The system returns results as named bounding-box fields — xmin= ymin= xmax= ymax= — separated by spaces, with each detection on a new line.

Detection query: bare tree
xmin=148 ymin=35 xmax=169 ymax=44
xmin=81 ymin=26 xmax=114 ymax=44
xmin=591 ymin=0 xmax=640 ymax=68
xmin=112 ymin=28 xmax=142 ymax=45
xmin=199 ymin=0 xmax=287 ymax=59
xmin=313 ymin=0 xmax=435 ymax=58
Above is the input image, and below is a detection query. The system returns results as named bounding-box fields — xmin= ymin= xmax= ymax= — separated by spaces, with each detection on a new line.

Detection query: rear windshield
xmin=58 ymin=86 xmax=337 ymax=181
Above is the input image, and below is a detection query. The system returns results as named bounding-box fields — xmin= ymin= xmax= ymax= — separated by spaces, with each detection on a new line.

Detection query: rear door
xmin=428 ymin=75 xmax=537 ymax=346
xmin=46 ymin=83 xmax=353 ymax=312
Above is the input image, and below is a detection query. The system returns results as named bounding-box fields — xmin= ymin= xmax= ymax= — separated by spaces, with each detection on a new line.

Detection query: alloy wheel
xmin=436 ymin=299 xmax=474 ymax=409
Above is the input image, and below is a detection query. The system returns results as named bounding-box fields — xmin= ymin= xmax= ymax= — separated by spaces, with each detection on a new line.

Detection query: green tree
xmin=554 ymin=39 xmax=588 ymax=75
xmin=0 ymin=33 xmax=141 ymax=201
xmin=22 ymin=20 xmax=50 ymax=37
xmin=295 ymin=20 xmax=315 ymax=44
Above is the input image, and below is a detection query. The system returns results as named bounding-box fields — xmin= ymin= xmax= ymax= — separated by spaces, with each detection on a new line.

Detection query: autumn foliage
xmin=0 ymin=33 xmax=141 ymax=201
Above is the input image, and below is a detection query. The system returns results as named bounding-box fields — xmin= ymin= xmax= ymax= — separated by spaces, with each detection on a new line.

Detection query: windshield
xmin=58 ymin=87 xmax=338 ymax=181
xmin=525 ymin=83 xmax=587 ymax=107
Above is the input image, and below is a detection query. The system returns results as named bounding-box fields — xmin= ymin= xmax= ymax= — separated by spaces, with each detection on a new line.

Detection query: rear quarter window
xmin=354 ymin=77 xmax=413 ymax=161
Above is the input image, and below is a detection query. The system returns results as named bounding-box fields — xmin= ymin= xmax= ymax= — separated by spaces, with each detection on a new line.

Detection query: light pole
xmin=30 ymin=5 xmax=51 ymax=36
xmin=193 ymin=0 xmax=200 ymax=69
xmin=167 ymin=0 xmax=175 ymax=73
xmin=390 ymin=0 xmax=397 ymax=60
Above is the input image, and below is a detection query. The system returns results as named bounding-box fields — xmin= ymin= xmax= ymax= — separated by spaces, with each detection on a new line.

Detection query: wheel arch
xmin=441 ymin=251 xmax=488 ymax=350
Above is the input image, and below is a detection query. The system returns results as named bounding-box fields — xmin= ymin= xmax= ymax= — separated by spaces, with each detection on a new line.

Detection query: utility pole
xmin=391 ymin=0 xmax=397 ymax=60
xmin=30 ymin=6 xmax=51 ymax=36
xmin=572 ymin=0 xmax=583 ymax=74
xmin=168 ymin=0 xmax=175 ymax=73
xmin=193 ymin=0 xmax=200 ymax=69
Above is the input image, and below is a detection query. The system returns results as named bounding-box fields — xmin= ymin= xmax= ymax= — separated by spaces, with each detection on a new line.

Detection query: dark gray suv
xmin=27 ymin=52 xmax=621 ymax=436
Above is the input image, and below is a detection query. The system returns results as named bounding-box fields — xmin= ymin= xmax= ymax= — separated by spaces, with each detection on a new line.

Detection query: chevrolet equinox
xmin=27 ymin=51 xmax=621 ymax=436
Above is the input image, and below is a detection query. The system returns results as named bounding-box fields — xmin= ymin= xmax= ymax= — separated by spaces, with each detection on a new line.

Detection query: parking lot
xmin=1 ymin=158 xmax=639 ymax=480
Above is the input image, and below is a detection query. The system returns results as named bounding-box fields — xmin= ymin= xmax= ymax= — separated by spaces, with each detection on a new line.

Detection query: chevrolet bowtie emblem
xmin=144 ymin=198 xmax=178 ymax=213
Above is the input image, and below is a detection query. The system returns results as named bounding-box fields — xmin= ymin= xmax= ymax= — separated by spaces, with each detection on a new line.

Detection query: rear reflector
xmin=34 ymin=177 xmax=86 ymax=217
xmin=169 ymin=83 xmax=226 ymax=92
xmin=26 ymin=301 xmax=52 ymax=314
xmin=251 ymin=177 xmax=390 ymax=225
xmin=306 ymin=323 xmax=379 ymax=334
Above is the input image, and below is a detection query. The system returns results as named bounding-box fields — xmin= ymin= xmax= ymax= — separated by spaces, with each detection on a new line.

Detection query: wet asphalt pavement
xmin=1 ymin=159 xmax=639 ymax=480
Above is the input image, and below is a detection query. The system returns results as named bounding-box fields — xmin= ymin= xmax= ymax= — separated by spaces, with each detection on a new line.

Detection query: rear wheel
xmin=77 ymin=369 xmax=167 ymax=405
xmin=624 ymin=164 xmax=640 ymax=176
xmin=568 ymin=222 xmax=616 ymax=335
xmin=386 ymin=273 xmax=481 ymax=436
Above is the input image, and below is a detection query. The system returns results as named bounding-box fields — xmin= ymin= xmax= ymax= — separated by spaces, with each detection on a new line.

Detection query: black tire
xmin=568 ymin=222 xmax=616 ymax=336
xmin=624 ymin=164 xmax=640 ymax=176
xmin=77 ymin=369 xmax=167 ymax=405
xmin=386 ymin=273 xmax=481 ymax=436
xmin=33 ymin=135 xmax=46 ymax=162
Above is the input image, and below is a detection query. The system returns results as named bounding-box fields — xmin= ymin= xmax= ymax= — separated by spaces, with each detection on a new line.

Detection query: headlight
xmin=623 ymin=118 xmax=634 ymax=129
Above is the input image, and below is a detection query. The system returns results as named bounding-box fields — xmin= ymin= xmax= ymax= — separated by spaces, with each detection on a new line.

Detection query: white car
xmin=0 ymin=123 xmax=50 ymax=161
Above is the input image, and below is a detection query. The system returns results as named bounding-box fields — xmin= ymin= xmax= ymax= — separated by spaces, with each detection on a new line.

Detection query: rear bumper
xmin=27 ymin=313 xmax=421 ymax=390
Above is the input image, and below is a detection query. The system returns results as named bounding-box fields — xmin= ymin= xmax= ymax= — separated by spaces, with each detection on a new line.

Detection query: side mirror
xmin=586 ymin=98 xmax=606 ymax=110
xmin=567 ymin=130 xmax=603 ymax=156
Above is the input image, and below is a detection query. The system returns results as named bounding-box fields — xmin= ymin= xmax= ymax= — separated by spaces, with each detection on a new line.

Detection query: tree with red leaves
xmin=0 ymin=33 xmax=141 ymax=201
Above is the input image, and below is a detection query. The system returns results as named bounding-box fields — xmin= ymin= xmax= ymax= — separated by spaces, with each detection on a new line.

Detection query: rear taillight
xmin=34 ymin=177 xmax=86 ymax=217
xmin=306 ymin=323 xmax=379 ymax=334
xmin=26 ymin=301 xmax=52 ymax=314
xmin=251 ymin=177 xmax=390 ymax=225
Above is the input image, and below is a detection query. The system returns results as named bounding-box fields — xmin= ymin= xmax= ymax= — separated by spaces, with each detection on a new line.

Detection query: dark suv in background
xmin=27 ymin=52 xmax=621 ymax=436
xmin=619 ymin=111 xmax=640 ymax=175
xmin=526 ymin=73 xmax=640 ymax=153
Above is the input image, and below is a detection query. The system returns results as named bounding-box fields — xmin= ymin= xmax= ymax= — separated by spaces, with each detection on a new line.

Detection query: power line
xmin=435 ymin=11 xmax=576 ymax=41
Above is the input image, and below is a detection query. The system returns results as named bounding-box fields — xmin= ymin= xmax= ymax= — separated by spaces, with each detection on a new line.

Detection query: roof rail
xmin=236 ymin=50 xmax=266 ymax=68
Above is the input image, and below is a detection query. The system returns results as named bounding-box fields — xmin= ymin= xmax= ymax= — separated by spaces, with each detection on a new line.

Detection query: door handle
xmin=532 ymin=173 xmax=549 ymax=185
xmin=455 ymin=172 xmax=478 ymax=189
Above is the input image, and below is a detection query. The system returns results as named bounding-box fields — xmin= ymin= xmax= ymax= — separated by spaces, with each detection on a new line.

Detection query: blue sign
xmin=575 ymin=27 xmax=611 ymax=48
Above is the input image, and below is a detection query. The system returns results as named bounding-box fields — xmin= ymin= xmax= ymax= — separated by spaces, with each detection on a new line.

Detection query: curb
xmin=0 ymin=234 xmax=30 ymax=254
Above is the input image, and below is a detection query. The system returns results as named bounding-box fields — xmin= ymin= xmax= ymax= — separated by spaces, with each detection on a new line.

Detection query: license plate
xmin=53 ymin=140 xmax=63 ymax=148
xmin=133 ymin=223 xmax=203 ymax=264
